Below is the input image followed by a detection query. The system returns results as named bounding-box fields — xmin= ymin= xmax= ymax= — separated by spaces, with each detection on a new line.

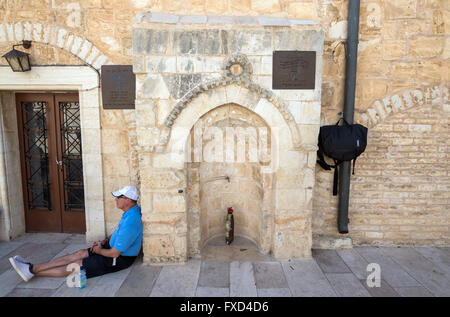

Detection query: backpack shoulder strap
xmin=317 ymin=148 xmax=332 ymax=171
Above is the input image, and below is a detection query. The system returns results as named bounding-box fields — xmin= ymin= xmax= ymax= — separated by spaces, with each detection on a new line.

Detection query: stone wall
xmin=0 ymin=1 xmax=448 ymax=247
xmin=314 ymin=0 xmax=449 ymax=246
xmin=0 ymin=92 xmax=25 ymax=241
xmin=314 ymin=84 xmax=449 ymax=246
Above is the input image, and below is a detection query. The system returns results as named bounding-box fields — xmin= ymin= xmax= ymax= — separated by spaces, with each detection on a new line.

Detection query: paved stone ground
xmin=1 ymin=233 xmax=449 ymax=297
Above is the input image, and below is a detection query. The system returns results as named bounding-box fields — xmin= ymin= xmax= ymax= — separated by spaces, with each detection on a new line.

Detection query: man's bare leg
xmin=32 ymin=249 xmax=88 ymax=274
xmin=34 ymin=259 xmax=84 ymax=277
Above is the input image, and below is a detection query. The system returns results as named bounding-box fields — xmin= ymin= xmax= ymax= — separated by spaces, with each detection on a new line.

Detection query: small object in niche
xmin=225 ymin=207 xmax=234 ymax=245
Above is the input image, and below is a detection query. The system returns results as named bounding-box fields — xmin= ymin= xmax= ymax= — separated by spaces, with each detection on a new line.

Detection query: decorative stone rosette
xmin=222 ymin=54 xmax=253 ymax=82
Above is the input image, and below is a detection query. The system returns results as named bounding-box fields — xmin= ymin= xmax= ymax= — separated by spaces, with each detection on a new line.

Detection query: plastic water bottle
xmin=79 ymin=266 xmax=87 ymax=289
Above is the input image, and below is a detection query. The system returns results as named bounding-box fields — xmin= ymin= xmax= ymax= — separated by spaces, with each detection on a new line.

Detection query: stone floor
xmin=0 ymin=233 xmax=449 ymax=297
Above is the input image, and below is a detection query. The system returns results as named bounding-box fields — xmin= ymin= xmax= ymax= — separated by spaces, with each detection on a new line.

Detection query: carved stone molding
xmin=161 ymin=55 xmax=302 ymax=151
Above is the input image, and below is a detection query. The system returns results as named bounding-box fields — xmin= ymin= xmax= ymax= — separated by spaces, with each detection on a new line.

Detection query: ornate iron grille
xmin=59 ymin=101 xmax=84 ymax=211
xmin=22 ymin=101 xmax=51 ymax=210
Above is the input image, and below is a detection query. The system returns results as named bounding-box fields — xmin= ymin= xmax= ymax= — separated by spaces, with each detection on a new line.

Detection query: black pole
xmin=338 ymin=0 xmax=360 ymax=234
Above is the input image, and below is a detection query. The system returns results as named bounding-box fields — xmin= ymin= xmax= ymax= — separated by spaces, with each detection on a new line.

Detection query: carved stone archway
xmin=156 ymin=54 xmax=305 ymax=153
xmin=140 ymin=56 xmax=317 ymax=264
xmin=0 ymin=21 xmax=110 ymax=69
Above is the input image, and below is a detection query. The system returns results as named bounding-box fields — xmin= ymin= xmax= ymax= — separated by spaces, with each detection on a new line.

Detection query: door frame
xmin=0 ymin=66 xmax=105 ymax=242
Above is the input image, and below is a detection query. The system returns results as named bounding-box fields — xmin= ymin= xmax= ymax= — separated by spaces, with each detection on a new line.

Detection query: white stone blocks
xmin=176 ymin=56 xmax=223 ymax=73
xmin=92 ymin=54 xmax=108 ymax=70
xmin=78 ymin=40 xmax=93 ymax=60
xmin=5 ymin=23 xmax=14 ymax=42
xmin=14 ymin=22 xmax=23 ymax=42
xmin=137 ymin=74 xmax=171 ymax=99
xmin=147 ymin=56 xmax=176 ymax=73
xmin=86 ymin=45 xmax=99 ymax=64
xmin=32 ymin=23 xmax=42 ymax=42
xmin=81 ymin=128 xmax=102 ymax=155
xmin=289 ymin=101 xmax=321 ymax=124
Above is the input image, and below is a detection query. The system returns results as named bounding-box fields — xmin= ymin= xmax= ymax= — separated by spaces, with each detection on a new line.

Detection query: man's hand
xmin=90 ymin=241 xmax=99 ymax=252
xmin=90 ymin=237 xmax=109 ymax=252
xmin=92 ymin=244 xmax=102 ymax=254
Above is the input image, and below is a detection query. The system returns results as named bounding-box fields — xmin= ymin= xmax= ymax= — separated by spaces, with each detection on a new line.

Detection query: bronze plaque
xmin=101 ymin=65 xmax=136 ymax=109
xmin=272 ymin=51 xmax=316 ymax=90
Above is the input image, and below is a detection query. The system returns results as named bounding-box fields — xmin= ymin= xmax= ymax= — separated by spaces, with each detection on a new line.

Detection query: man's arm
xmin=92 ymin=245 xmax=121 ymax=258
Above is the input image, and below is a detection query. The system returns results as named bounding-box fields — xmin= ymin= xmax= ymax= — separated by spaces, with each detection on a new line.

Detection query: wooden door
xmin=16 ymin=93 xmax=86 ymax=233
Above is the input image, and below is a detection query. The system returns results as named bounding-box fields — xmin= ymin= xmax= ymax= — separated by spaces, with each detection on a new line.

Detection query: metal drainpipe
xmin=338 ymin=0 xmax=360 ymax=234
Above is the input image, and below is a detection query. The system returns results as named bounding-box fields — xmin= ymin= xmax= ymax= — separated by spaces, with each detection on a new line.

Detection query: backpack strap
xmin=335 ymin=117 xmax=350 ymax=126
xmin=318 ymin=149 xmax=341 ymax=196
xmin=333 ymin=161 xmax=339 ymax=196
xmin=316 ymin=148 xmax=332 ymax=171
xmin=332 ymin=159 xmax=344 ymax=196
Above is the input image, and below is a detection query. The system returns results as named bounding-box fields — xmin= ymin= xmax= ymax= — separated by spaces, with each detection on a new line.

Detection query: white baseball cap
xmin=112 ymin=185 xmax=139 ymax=201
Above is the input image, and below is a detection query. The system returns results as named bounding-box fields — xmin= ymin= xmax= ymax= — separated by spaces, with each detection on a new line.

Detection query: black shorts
xmin=82 ymin=244 xmax=137 ymax=279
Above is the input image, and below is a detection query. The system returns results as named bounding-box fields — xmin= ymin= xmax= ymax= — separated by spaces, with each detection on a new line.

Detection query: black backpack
xmin=317 ymin=118 xmax=368 ymax=196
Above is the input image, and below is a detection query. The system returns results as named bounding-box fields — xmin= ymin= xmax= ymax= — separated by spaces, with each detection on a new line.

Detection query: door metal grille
xmin=59 ymin=101 xmax=84 ymax=211
xmin=21 ymin=101 xmax=51 ymax=210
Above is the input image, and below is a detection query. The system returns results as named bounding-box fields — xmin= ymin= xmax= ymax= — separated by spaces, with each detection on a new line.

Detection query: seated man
xmin=9 ymin=185 xmax=143 ymax=282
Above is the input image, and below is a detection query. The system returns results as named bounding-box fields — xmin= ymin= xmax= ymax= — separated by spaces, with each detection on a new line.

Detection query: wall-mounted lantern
xmin=2 ymin=40 xmax=32 ymax=72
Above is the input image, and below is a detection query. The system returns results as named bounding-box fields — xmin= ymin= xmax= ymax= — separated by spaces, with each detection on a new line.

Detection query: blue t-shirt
xmin=109 ymin=205 xmax=143 ymax=256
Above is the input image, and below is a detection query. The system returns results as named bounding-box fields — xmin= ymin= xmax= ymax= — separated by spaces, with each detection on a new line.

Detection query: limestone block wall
xmin=314 ymin=0 xmax=449 ymax=246
xmin=0 ymin=0 xmax=447 ymax=248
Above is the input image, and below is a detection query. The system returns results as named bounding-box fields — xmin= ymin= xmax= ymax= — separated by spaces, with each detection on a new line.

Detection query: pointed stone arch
xmin=157 ymin=76 xmax=304 ymax=153
xmin=0 ymin=21 xmax=110 ymax=69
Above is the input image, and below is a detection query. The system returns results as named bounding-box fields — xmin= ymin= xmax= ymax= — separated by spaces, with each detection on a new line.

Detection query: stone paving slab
xmin=336 ymin=249 xmax=370 ymax=280
xmin=62 ymin=234 xmax=87 ymax=245
xmin=281 ymin=259 xmax=337 ymax=297
xmin=393 ymin=286 xmax=434 ymax=297
xmin=83 ymin=268 xmax=132 ymax=297
xmin=0 ymin=242 xmax=23 ymax=258
xmin=256 ymin=288 xmax=292 ymax=297
xmin=362 ymin=279 xmax=400 ymax=297
xmin=354 ymin=246 xmax=421 ymax=288
xmin=5 ymin=287 xmax=55 ymax=297
xmin=253 ymin=262 xmax=288 ymax=289
xmin=312 ymin=249 xmax=351 ymax=273
xmin=437 ymin=247 xmax=450 ymax=256
xmin=196 ymin=287 xmax=229 ymax=297
xmin=230 ymin=261 xmax=257 ymax=297
xmin=325 ymin=273 xmax=371 ymax=297
xmin=150 ymin=260 xmax=201 ymax=297
xmin=0 ymin=269 xmax=25 ymax=297
xmin=114 ymin=260 xmax=162 ymax=297
xmin=379 ymin=247 xmax=450 ymax=297
xmin=12 ymin=233 xmax=72 ymax=244
xmin=1 ymin=234 xmax=449 ymax=297
xmin=413 ymin=247 xmax=450 ymax=275
xmin=198 ymin=261 xmax=230 ymax=288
